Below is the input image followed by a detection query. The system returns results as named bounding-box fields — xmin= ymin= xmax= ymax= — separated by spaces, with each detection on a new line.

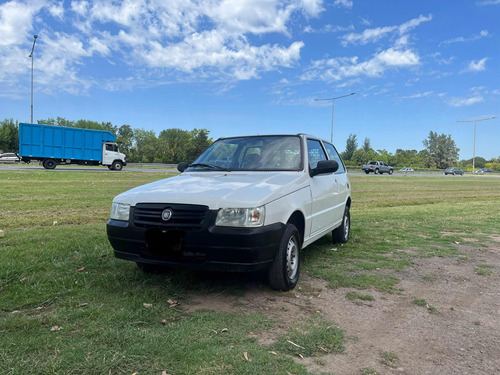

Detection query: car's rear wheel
xmin=332 ymin=206 xmax=350 ymax=244
xmin=268 ymin=223 xmax=301 ymax=291
xmin=365 ymin=171 xmax=370 ymax=174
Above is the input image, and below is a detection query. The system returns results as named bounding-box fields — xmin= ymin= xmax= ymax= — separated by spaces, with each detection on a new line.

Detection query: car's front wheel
xmin=268 ymin=223 xmax=301 ymax=291
xmin=332 ymin=206 xmax=350 ymax=244
xmin=389 ymin=169 xmax=393 ymax=175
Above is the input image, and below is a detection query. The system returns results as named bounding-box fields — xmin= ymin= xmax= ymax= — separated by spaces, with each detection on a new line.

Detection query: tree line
xmin=0 ymin=118 xmax=212 ymax=164
xmin=1 ymin=118 xmax=499 ymax=170
xmin=341 ymin=132 xmax=500 ymax=171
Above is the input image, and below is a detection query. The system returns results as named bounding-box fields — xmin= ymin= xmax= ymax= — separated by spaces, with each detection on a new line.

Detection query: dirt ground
xmin=187 ymin=238 xmax=500 ymax=375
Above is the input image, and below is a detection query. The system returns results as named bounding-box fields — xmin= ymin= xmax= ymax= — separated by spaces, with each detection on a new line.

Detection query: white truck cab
xmin=107 ymin=134 xmax=351 ymax=290
xmin=102 ymin=142 xmax=127 ymax=170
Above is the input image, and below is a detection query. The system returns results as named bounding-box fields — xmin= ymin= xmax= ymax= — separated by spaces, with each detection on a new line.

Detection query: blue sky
xmin=1 ymin=0 xmax=499 ymax=159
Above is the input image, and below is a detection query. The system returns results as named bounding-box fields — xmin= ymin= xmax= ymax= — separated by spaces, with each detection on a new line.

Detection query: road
xmin=1 ymin=164 xmax=499 ymax=177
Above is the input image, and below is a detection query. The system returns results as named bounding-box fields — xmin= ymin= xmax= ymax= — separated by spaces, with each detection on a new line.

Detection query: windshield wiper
xmin=189 ymin=163 xmax=230 ymax=171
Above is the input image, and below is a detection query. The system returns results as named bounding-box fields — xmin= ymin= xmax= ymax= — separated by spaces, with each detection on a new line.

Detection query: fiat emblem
xmin=161 ymin=208 xmax=173 ymax=221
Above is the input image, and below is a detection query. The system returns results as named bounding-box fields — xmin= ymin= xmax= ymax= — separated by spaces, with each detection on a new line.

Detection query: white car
xmin=0 ymin=153 xmax=20 ymax=163
xmin=107 ymin=134 xmax=351 ymax=290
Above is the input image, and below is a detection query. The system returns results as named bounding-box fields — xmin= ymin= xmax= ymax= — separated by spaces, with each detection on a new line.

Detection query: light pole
xmin=315 ymin=93 xmax=355 ymax=143
xmin=457 ymin=116 xmax=496 ymax=173
xmin=29 ymin=35 xmax=38 ymax=124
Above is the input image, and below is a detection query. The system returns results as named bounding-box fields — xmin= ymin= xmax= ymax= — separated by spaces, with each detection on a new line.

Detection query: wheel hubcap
xmin=286 ymin=236 xmax=298 ymax=280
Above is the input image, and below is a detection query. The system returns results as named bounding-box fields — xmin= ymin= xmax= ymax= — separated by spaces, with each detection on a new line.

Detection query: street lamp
xmin=457 ymin=116 xmax=496 ymax=174
xmin=29 ymin=34 xmax=38 ymax=123
xmin=315 ymin=93 xmax=355 ymax=143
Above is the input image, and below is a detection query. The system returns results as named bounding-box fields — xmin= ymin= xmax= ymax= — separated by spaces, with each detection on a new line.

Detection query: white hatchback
xmin=107 ymin=134 xmax=351 ymax=290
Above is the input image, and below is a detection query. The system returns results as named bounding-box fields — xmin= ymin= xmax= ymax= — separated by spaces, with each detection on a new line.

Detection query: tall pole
xmin=315 ymin=93 xmax=355 ymax=143
xmin=458 ymin=116 xmax=496 ymax=174
xmin=29 ymin=35 xmax=38 ymax=124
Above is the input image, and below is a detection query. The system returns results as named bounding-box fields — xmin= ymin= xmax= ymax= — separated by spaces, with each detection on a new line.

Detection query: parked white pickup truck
xmin=107 ymin=134 xmax=351 ymax=290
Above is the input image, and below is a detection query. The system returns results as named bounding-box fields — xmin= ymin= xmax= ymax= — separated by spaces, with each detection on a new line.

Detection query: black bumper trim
xmin=107 ymin=214 xmax=285 ymax=272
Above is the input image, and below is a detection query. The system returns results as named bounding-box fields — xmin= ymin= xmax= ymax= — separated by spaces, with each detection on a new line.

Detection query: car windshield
xmin=188 ymin=135 xmax=302 ymax=171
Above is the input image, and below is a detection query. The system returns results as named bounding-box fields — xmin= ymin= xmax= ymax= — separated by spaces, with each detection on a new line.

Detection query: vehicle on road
xmin=444 ymin=167 xmax=464 ymax=175
xmin=18 ymin=123 xmax=127 ymax=170
xmin=475 ymin=168 xmax=493 ymax=174
xmin=107 ymin=134 xmax=351 ymax=291
xmin=399 ymin=167 xmax=414 ymax=172
xmin=362 ymin=161 xmax=394 ymax=175
xmin=0 ymin=153 xmax=20 ymax=163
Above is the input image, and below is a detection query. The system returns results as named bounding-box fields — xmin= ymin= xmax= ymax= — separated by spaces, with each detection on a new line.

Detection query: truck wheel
xmin=42 ymin=159 xmax=57 ymax=169
xmin=112 ymin=161 xmax=123 ymax=171
xmin=365 ymin=171 xmax=370 ymax=174
xmin=374 ymin=168 xmax=379 ymax=174
xmin=332 ymin=206 xmax=350 ymax=244
xmin=108 ymin=165 xmax=114 ymax=170
xmin=389 ymin=169 xmax=393 ymax=175
xmin=268 ymin=223 xmax=301 ymax=291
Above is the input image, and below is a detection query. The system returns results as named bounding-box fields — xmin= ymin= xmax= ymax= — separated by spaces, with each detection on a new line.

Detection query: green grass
xmin=346 ymin=291 xmax=375 ymax=303
xmin=413 ymin=299 xmax=438 ymax=314
xmin=1 ymin=171 xmax=500 ymax=374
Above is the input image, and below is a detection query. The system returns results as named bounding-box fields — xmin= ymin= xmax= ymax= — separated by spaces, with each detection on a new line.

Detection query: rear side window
xmin=323 ymin=143 xmax=346 ymax=174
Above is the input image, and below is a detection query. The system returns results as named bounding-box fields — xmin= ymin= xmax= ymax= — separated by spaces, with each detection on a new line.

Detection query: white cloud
xmin=461 ymin=58 xmax=488 ymax=73
xmin=440 ymin=30 xmax=489 ymax=45
xmin=476 ymin=0 xmax=500 ymax=5
xmin=401 ymin=91 xmax=434 ymax=99
xmin=303 ymin=24 xmax=354 ymax=33
xmin=301 ymin=48 xmax=420 ymax=82
xmin=1 ymin=0 xmax=318 ymax=96
xmin=48 ymin=1 xmax=64 ymax=19
xmin=0 ymin=0 xmax=45 ymax=46
xmin=448 ymin=96 xmax=484 ymax=107
xmin=341 ymin=14 xmax=432 ymax=46
xmin=334 ymin=0 xmax=354 ymax=9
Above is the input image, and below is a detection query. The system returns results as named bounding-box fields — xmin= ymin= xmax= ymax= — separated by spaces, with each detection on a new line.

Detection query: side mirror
xmin=177 ymin=161 xmax=189 ymax=173
xmin=311 ymin=160 xmax=339 ymax=177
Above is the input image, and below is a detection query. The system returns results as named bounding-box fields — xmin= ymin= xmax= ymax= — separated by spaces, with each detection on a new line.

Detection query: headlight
xmin=216 ymin=207 xmax=265 ymax=227
xmin=110 ymin=202 xmax=130 ymax=221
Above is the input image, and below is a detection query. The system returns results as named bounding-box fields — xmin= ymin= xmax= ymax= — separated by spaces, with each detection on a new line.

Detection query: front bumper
xmin=107 ymin=208 xmax=284 ymax=272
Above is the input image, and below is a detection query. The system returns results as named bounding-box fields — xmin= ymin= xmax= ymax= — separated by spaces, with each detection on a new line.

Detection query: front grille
xmin=134 ymin=203 xmax=209 ymax=231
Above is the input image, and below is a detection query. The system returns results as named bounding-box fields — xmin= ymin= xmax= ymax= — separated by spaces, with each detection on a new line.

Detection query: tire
xmin=42 ymin=159 xmax=57 ymax=169
xmin=389 ymin=169 xmax=393 ymax=175
xmin=332 ymin=206 xmax=350 ymax=244
xmin=112 ymin=161 xmax=123 ymax=171
xmin=136 ymin=262 xmax=168 ymax=273
xmin=268 ymin=223 xmax=301 ymax=291
xmin=374 ymin=169 xmax=379 ymax=174
xmin=365 ymin=171 xmax=370 ymax=174
xmin=108 ymin=165 xmax=114 ymax=170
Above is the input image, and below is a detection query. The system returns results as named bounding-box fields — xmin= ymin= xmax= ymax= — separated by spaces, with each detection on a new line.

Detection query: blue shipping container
xmin=19 ymin=123 xmax=116 ymax=163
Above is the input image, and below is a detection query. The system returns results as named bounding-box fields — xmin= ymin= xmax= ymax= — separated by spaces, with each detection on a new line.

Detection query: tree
xmin=187 ymin=128 xmax=212 ymax=162
xmin=133 ymin=129 xmax=159 ymax=163
xmin=0 ymin=119 xmax=19 ymax=152
xmin=351 ymin=148 xmax=367 ymax=165
xmin=422 ymin=131 xmax=460 ymax=169
xmin=362 ymin=137 xmax=372 ymax=153
xmin=158 ymin=128 xmax=191 ymax=163
xmin=117 ymin=124 xmax=134 ymax=156
xmin=342 ymin=134 xmax=357 ymax=161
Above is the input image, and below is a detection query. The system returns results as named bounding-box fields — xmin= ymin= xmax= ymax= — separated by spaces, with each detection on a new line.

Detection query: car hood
xmin=114 ymin=171 xmax=309 ymax=209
